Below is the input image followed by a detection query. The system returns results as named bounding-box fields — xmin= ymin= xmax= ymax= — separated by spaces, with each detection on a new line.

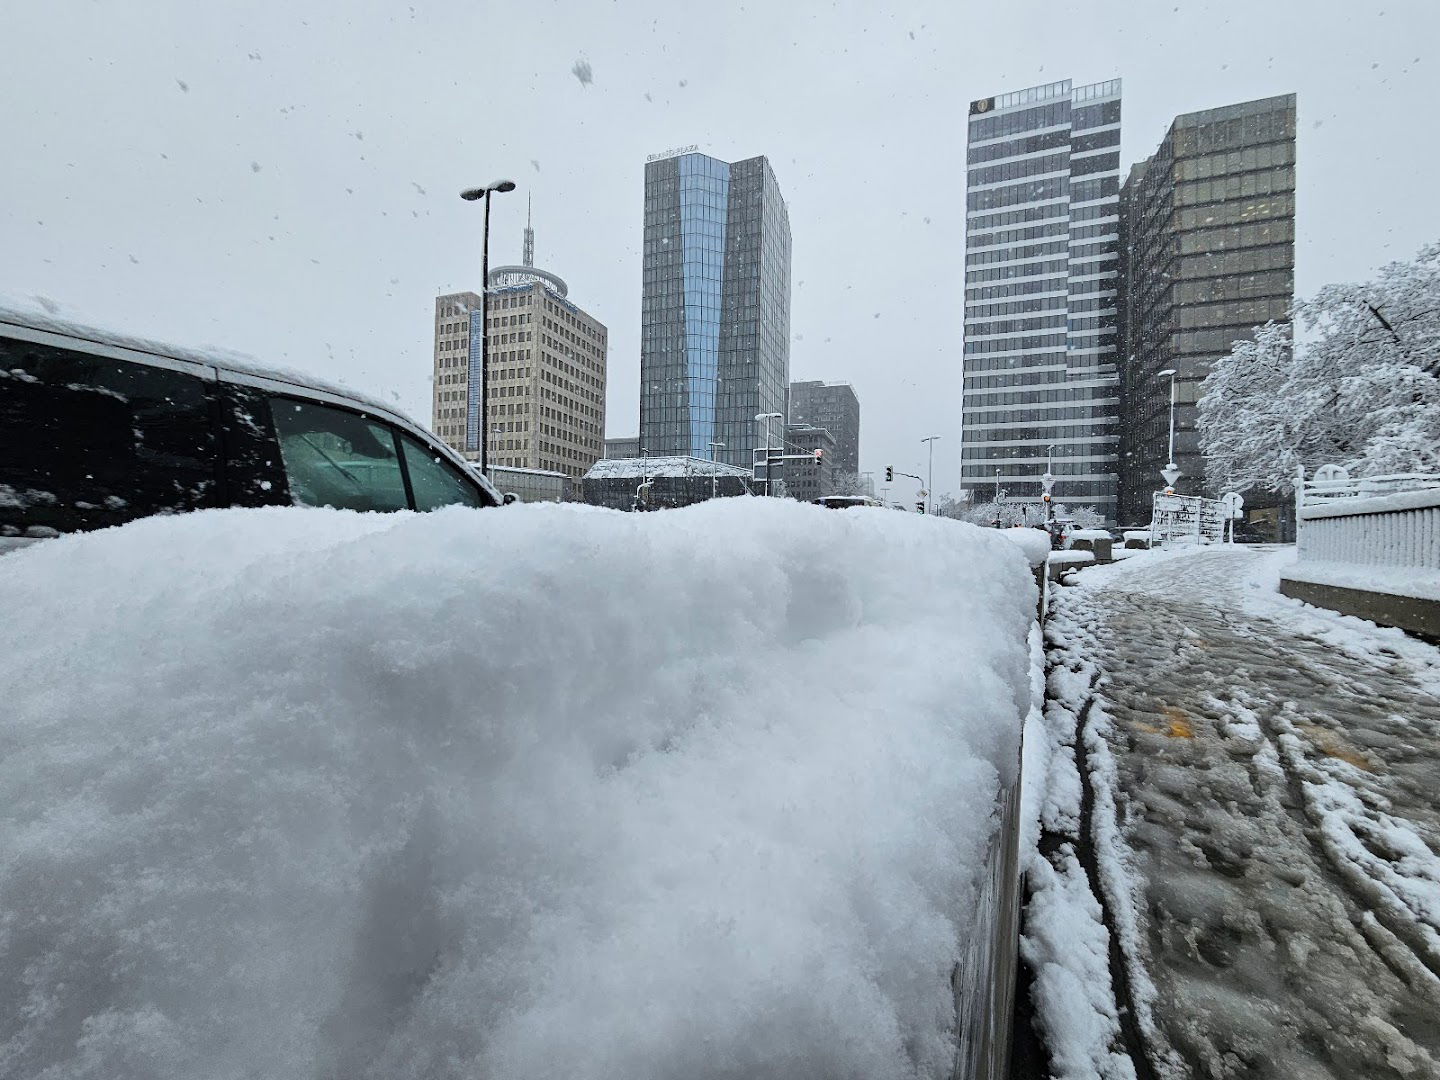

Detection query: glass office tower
xmin=640 ymin=152 xmax=791 ymax=469
xmin=1117 ymin=94 xmax=1297 ymax=522
xmin=960 ymin=79 xmax=1123 ymax=521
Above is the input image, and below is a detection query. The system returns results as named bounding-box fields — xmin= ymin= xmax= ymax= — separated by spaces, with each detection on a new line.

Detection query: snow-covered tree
xmin=1057 ymin=505 xmax=1106 ymax=529
xmin=1199 ymin=242 xmax=1440 ymax=494
xmin=829 ymin=472 xmax=870 ymax=497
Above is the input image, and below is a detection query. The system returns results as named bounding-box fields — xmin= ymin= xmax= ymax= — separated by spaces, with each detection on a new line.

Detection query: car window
xmin=0 ymin=335 xmax=218 ymax=536
xmin=399 ymin=434 xmax=487 ymax=510
xmin=269 ymin=398 xmax=407 ymax=512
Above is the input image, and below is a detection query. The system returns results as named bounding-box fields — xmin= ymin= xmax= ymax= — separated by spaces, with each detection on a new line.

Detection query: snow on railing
xmin=1299 ymin=471 xmax=1440 ymax=506
xmin=1295 ymin=466 xmax=1440 ymax=576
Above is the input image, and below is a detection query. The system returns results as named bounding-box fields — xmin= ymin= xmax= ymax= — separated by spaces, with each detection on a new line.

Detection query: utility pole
xmin=920 ymin=435 xmax=940 ymax=515
xmin=754 ymin=412 xmax=783 ymax=496
xmin=708 ymin=439 xmax=725 ymax=500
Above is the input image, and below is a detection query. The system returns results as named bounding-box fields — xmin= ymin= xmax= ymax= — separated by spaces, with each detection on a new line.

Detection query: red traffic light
xmin=813 ymin=449 xmax=823 ymax=463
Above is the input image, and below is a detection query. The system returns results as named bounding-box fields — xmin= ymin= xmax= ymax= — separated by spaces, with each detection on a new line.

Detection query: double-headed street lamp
xmin=460 ymin=179 xmax=517 ymax=472
xmin=755 ymin=412 xmax=783 ymax=495
xmin=1157 ymin=368 xmax=1180 ymax=492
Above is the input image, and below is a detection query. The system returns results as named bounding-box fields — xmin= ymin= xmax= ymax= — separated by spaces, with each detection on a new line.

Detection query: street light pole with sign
xmin=1157 ymin=368 xmax=1180 ymax=493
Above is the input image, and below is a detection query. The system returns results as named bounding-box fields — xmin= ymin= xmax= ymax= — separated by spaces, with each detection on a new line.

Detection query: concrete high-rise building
xmin=1117 ymin=94 xmax=1297 ymax=522
xmin=431 ymin=212 xmax=608 ymax=483
xmin=789 ymin=380 xmax=860 ymax=475
xmin=639 ymin=150 xmax=791 ymax=471
xmin=960 ymin=79 xmax=1123 ymax=521
xmin=782 ymin=423 xmax=838 ymax=503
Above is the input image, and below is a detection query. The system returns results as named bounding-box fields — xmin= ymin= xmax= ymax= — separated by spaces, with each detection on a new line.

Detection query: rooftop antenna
xmin=522 ymin=195 xmax=534 ymax=268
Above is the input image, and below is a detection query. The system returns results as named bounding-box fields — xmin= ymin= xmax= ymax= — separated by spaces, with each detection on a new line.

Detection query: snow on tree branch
xmin=1199 ymin=241 xmax=1440 ymax=494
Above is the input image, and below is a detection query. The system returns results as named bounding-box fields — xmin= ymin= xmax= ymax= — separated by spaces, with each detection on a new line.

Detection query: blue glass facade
xmin=640 ymin=152 xmax=791 ymax=469
xmin=678 ymin=155 xmax=729 ymax=457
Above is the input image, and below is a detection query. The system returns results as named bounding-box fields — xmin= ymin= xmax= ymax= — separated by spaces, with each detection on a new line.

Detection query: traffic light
xmin=916 ymin=500 xmax=925 ymax=513
xmin=885 ymin=465 xmax=894 ymax=482
xmin=813 ymin=448 xmax=824 ymax=463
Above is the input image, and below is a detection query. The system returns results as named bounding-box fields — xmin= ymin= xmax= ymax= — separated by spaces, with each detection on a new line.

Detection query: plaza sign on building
xmin=646 ymin=144 xmax=700 ymax=162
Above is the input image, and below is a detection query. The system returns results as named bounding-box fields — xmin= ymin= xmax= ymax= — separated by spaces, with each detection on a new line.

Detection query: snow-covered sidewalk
xmin=1026 ymin=546 xmax=1440 ymax=1080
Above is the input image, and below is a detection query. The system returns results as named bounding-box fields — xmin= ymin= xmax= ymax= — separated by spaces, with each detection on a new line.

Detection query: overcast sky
xmin=3 ymin=0 xmax=1436 ymax=498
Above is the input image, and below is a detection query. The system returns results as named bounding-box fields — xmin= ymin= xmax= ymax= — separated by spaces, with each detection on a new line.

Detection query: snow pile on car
xmin=0 ymin=499 xmax=1037 ymax=1080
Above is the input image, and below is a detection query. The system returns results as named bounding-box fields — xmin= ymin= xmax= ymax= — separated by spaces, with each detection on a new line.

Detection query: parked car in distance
xmin=1 ymin=310 xmax=501 ymax=548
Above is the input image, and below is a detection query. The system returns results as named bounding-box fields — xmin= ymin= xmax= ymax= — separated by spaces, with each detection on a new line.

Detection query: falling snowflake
xmin=412 ymin=182 xmax=427 ymax=195
xmin=251 ymin=161 xmax=262 ymax=173
xmin=175 ymin=78 xmax=189 ymax=92
xmin=530 ymin=159 xmax=541 ymax=171
xmin=571 ymin=59 xmax=593 ymax=86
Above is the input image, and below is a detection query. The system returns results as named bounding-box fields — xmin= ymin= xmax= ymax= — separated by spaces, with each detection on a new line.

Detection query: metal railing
xmin=1296 ymin=469 xmax=1440 ymax=571
xmin=1299 ymin=471 xmax=1440 ymax=506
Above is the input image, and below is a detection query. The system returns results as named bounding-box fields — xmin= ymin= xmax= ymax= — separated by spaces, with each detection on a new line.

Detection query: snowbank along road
xmin=0 ymin=500 xmax=1039 ymax=1080
xmin=1027 ymin=547 xmax=1440 ymax=1080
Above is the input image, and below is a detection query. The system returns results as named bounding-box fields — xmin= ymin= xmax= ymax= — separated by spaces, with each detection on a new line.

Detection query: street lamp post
xmin=708 ymin=439 xmax=726 ymax=500
xmin=755 ymin=412 xmax=783 ymax=496
xmin=920 ymin=435 xmax=940 ymax=515
xmin=460 ymin=179 xmax=517 ymax=472
xmin=1157 ymin=368 xmax=1180 ymax=491
xmin=1043 ymin=443 xmax=1056 ymax=525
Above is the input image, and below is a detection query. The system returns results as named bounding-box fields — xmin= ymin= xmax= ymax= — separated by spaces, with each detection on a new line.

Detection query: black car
xmin=1 ymin=311 xmax=501 ymax=546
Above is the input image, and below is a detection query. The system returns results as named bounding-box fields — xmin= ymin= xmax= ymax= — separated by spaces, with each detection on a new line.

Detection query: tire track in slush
xmin=1056 ymin=562 xmax=1440 ymax=1080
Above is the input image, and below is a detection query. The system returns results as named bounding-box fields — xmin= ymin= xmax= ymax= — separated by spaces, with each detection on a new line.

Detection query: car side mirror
xmin=502 ymin=492 xmax=519 ymax=506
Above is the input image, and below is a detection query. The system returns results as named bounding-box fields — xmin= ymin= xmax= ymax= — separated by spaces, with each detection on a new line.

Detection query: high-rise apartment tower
xmin=1117 ymin=94 xmax=1297 ymax=521
xmin=960 ymin=79 xmax=1123 ymax=521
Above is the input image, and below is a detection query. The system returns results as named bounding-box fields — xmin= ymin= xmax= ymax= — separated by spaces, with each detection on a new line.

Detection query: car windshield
xmin=4 ymin=4 xmax=1439 ymax=1078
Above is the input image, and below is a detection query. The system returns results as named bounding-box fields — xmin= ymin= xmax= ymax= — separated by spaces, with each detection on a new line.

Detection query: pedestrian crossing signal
xmin=885 ymin=466 xmax=894 ymax=482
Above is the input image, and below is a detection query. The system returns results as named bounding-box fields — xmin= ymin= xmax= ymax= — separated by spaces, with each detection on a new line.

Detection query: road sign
xmin=1041 ymin=472 xmax=1055 ymax=494
xmin=1161 ymin=464 xmax=1181 ymax=488
xmin=1220 ymin=491 xmax=1244 ymax=519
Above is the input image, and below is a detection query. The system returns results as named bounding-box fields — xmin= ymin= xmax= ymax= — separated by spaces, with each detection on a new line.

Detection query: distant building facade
xmin=604 ymin=435 xmax=641 ymax=459
xmin=432 ymin=214 xmax=607 ymax=485
xmin=1117 ymin=94 xmax=1297 ymax=522
xmin=483 ymin=465 xmax=567 ymax=503
xmin=639 ymin=151 xmax=791 ymax=472
xmin=960 ymin=79 xmax=1124 ymax=522
xmin=788 ymin=380 xmax=860 ymax=475
xmin=782 ymin=423 xmax=837 ymax=503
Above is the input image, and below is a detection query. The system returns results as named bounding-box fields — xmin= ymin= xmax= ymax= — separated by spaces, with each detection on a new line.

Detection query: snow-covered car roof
xmin=0 ymin=300 xmax=397 ymax=418
xmin=0 ymin=299 xmax=502 ymax=505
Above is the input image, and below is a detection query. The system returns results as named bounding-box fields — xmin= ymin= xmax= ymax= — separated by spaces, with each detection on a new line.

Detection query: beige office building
xmin=431 ymin=223 xmax=607 ymax=482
